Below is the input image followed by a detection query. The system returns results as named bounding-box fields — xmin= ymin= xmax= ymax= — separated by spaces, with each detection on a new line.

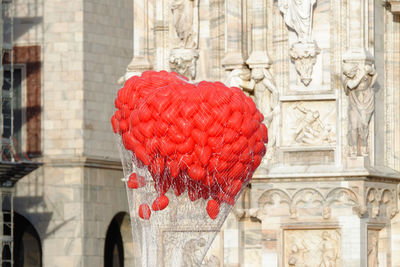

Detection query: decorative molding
xmin=386 ymin=0 xmax=400 ymax=14
xmin=256 ymin=187 xmax=365 ymax=220
xmin=366 ymin=187 xmax=399 ymax=219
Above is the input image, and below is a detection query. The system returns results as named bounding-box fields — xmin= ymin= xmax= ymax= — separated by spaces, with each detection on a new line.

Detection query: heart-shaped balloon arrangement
xmin=112 ymin=71 xmax=267 ymax=220
xmin=112 ymin=70 xmax=267 ymax=267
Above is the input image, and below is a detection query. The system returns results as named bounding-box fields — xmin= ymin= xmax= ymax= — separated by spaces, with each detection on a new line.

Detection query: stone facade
xmin=9 ymin=0 xmax=400 ymax=266
xmin=120 ymin=0 xmax=400 ymax=266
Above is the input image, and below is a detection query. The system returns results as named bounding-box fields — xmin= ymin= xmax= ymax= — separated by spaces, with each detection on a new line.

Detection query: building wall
xmin=13 ymin=0 xmax=133 ymax=266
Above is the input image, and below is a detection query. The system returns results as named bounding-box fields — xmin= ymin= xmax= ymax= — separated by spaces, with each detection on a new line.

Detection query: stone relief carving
xmin=288 ymin=241 xmax=310 ymax=266
xmin=342 ymin=51 xmax=377 ymax=157
xmin=367 ymin=230 xmax=379 ymax=267
xmin=181 ymin=237 xmax=207 ymax=267
xmin=201 ymin=255 xmax=220 ymax=267
xmin=279 ymin=0 xmax=319 ymax=86
xmin=169 ymin=0 xmax=199 ymax=80
xmin=292 ymin=104 xmax=335 ymax=146
xmin=366 ymin=187 xmax=398 ymax=219
xmin=284 ymin=229 xmax=341 ymax=267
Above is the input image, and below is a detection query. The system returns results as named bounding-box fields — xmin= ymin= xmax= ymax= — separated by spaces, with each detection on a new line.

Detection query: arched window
xmin=13 ymin=213 xmax=42 ymax=267
xmin=104 ymin=214 xmax=125 ymax=267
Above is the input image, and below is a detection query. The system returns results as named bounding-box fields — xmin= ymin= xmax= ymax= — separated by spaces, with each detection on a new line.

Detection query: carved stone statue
xmin=318 ymin=231 xmax=338 ymax=267
xmin=169 ymin=49 xmax=199 ymax=80
xmin=368 ymin=234 xmax=379 ymax=267
xmin=251 ymin=68 xmax=280 ymax=163
xmin=169 ymin=0 xmax=199 ymax=80
xmin=342 ymin=58 xmax=377 ymax=157
xmin=225 ymin=67 xmax=255 ymax=98
xmin=279 ymin=0 xmax=319 ymax=86
xmin=279 ymin=0 xmax=317 ymax=43
xmin=171 ymin=0 xmax=196 ymax=49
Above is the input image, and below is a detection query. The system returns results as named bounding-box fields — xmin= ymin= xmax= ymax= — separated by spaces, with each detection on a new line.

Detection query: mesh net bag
xmin=111 ymin=70 xmax=268 ymax=267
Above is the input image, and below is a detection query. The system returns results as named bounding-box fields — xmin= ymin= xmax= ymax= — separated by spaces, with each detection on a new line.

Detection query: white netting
xmin=112 ymin=71 xmax=267 ymax=267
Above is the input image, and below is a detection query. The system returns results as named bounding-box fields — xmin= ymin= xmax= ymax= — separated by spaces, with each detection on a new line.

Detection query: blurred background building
xmin=1 ymin=0 xmax=400 ymax=266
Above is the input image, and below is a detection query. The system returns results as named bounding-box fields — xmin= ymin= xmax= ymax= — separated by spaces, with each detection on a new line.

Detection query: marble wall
xmin=122 ymin=0 xmax=400 ymax=266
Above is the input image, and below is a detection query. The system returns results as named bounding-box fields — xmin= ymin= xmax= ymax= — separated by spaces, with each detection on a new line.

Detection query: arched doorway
xmin=13 ymin=213 xmax=42 ymax=267
xmin=104 ymin=213 xmax=132 ymax=267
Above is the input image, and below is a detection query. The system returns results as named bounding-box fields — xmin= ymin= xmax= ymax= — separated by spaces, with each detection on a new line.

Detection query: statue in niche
xmin=181 ymin=237 xmax=206 ymax=267
xmin=368 ymin=233 xmax=379 ymax=267
xmin=318 ymin=231 xmax=338 ymax=267
xmin=279 ymin=0 xmax=320 ymax=86
xmin=171 ymin=0 xmax=196 ymax=49
xmin=293 ymin=105 xmax=335 ymax=145
xmin=342 ymin=61 xmax=377 ymax=157
xmin=288 ymin=242 xmax=310 ymax=267
xmin=251 ymin=68 xmax=280 ymax=163
xmin=279 ymin=0 xmax=316 ymax=43
xmin=169 ymin=0 xmax=199 ymax=80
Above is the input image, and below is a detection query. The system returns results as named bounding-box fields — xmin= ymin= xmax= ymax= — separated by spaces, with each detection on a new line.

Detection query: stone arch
xmin=14 ymin=212 xmax=42 ymax=267
xmin=104 ymin=212 xmax=134 ymax=267
xmin=258 ymin=189 xmax=291 ymax=217
xmin=291 ymin=188 xmax=325 ymax=218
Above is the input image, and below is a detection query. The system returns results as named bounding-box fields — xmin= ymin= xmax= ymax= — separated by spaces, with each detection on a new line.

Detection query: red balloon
xmin=152 ymin=195 xmax=169 ymax=211
xmin=206 ymin=199 xmax=219 ymax=220
xmin=139 ymin=204 xmax=151 ymax=220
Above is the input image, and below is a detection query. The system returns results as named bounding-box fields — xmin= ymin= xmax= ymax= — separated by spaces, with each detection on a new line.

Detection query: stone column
xmin=119 ymin=0 xmax=152 ymax=84
xmin=246 ymin=0 xmax=271 ymax=68
xmin=221 ymin=0 xmax=245 ymax=71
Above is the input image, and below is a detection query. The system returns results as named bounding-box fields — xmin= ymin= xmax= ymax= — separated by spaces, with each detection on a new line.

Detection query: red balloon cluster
xmin=112 ymin=71 xmax=268 ymax=220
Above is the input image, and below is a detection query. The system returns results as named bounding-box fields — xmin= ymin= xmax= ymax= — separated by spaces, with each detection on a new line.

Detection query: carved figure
xmin=171 ymin=0 xmax=196 ymax=49
xmin=293 ymin=105 xmax=335 ymax=145
xmin=290 ymin=42 xmax=320 ymax=86
xmin=279 ymin=0 xmax=317 ymax=43
xmin=225 ymin=67 xmax=255 ymax=97
xmin=319 ymin=231 xmax=338 ymax=267
xmin=288 ymin=242 xmax=310 ymax=267
xmin=342 ymin=62 xmax=377 ymax=156
xmin=368 ymin=234 xmax=378 ymax=267
xmin=181 ymin=238 xmax=206 ymax=267
xmin=169 ymin=49 xmax=199 ymax=80
xmin=251 ymin=68 xmax=280 ymax=162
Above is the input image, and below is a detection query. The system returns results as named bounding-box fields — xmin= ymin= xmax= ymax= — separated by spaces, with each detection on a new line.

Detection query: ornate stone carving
xmin=201 ymin=255 xmax=220 ymax=267
xmin=225 ymin=67 xmax=255 ymax=98
xmin=169 ymin=0 xmax=199 ymax=80
xmin=284 ymin=229 xmax=341 ymax=267
xmin=342 ymin=50 xmax=377 ymax=157
xmin=279 ymin=0 xmax=319 ymax=86
xmin=257 ymin=187 xmax=363 ymax=220
xmin=367 ymin=230 xmax=379 ymax=267
xmin=171 ymin=0 xmax=197 ymax=49
xmin=386 ymin=0 xmax=400 ymax=14
xmin=289 ymin=42 xmax=321 ymax=86
xmin=169 ymin=49 xmax=199 ymax=80
xmin=366 ymin=187 xmax=398 ymax=219
xmin=292 ymin=104 xmax=335 ymax=146
xmin=181 ymin=238 xmax=206 ymax=267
